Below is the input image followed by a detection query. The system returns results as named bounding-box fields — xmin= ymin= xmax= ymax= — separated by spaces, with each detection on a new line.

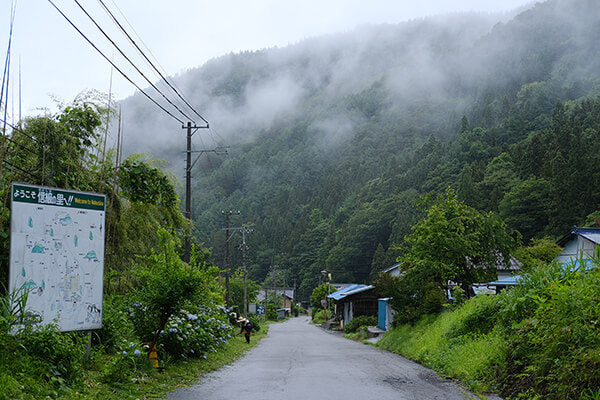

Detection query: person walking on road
xmin=238 ymin=317 xmax=253 ymax=344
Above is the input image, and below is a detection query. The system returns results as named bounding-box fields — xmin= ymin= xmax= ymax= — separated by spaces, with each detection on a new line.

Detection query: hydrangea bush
xmin=154 ymin=305 xmax=234 ymax=360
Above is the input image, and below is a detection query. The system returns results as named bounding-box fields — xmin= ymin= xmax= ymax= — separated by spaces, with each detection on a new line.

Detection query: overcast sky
xmin=3 ymin=0 xmax=534 ymax=119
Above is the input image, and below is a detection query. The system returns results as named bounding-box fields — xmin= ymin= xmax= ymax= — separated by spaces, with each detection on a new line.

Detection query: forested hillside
xmin=121 ymin=0 xmax=600 ymax=300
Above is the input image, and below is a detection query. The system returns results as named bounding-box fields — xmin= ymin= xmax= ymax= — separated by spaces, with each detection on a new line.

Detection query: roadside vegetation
xmin=0 ymin=310 xmax=268 ymax=399
xmin=0 ymin=98 xmax=272 ymax=399
xmin=0 ymin=242 xmax=269 ymax=399
xmin=378 ymin=258 xmax=600 ymax=400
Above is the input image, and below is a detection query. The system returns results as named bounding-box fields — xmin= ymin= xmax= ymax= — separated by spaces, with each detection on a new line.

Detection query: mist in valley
xmin=116 ymin=0 xmax=600 ymax=294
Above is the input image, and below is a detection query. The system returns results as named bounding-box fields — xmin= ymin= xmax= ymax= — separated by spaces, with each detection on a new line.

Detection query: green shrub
xmin=496 ymin=261 xmax=566 ymax=328
xmin=266 ymin=307 xmax=278 ymax=320
xmin=97 ymin=294 xmax=136 ymax=353
xmin=158 ymin=306 xmax=233 ymax=360
xmin=100 ymin=342 xmax=152 ymax=384
xmin=344 ymin=315 xmax=377 ymax=333
xmin=128 ymin=229 xmax=222 ymax=353
xmin=312 ymin=309 xmax=325 ymax=324
xmin=497 ymin=267 xmax=600 ymax=399
xmin=17 ymin=324 xmax=86 ymax=387
xmin=246 ymin=315 xmax=261 ymax=332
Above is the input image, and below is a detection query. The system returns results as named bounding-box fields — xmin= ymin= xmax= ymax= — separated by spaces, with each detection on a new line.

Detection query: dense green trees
xmin=110 ymin=0 xmax=600 ymax=301
xmin=0 ymin=99 xmax=237 ymax=397
xmin=402 ymin=189 xmax=518 ymax=295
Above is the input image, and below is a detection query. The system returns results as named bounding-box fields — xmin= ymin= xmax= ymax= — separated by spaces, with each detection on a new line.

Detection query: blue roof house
xmin=327 ymin=284 xmax=377 ymax=329
xmin=487 ymin=226 xmax=600 ymax=293
xmin=556 ymin=226 xmax=600 ymax=264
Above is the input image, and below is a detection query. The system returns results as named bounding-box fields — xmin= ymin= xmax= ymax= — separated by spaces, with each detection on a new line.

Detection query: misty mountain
xmin=120 ymin=0 xmax=600 ymax=300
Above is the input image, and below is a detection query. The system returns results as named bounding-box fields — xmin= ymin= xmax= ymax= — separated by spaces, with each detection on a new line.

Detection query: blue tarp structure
xmin=563 ymin=258 xmax=596 ymax=272
xmin=487 ymin=275 xmax=520 ymax=287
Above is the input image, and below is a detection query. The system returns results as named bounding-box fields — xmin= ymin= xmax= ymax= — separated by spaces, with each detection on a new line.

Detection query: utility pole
xmin=182 ymin=121 xmax=228 ymax=263
xmin=225 ymin=223 xmax=253 ymax=317
xmin=238 ymin=225 xmax=253 ymax=318
xmin=184 ymin=122 xmax=193 ymax=262
xmin=222 ymin=210 xmax=240 ymax=308
xmin=321 ymin=269 xmax=331 ymax=321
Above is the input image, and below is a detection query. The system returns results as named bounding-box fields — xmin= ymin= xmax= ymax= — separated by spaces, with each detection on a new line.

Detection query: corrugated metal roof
xmin=383 ymin=262 xmax=401 ymax=273
xmin=327 ymin=284 xmax=374 ymax=300
xmin=573 ymin=227 xmax=600 ymax=245
xmin=327 ymin=284 xmax=361 ymax=300
xmin=557 ymin=226 xmax=600 ymax=247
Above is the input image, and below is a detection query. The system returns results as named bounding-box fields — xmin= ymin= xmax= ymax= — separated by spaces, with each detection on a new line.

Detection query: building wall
xmin=557 ymin=237 xmax=597 ymax=264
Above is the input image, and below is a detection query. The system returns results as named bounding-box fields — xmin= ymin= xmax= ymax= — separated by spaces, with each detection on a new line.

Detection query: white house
xmin=556 ymin=226 xmax=600 ymax=264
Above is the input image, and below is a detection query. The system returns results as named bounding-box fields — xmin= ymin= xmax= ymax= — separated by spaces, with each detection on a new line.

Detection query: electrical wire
xmin=0 ymin=117 xmax=37 ymax=142
xmin=0 ymin=118 xmax=36 ymax=154
xmin=97 ymin=0 xmax=209 ymax=126
xmin=1 ymin=134 xmax=36 ymax=155
xmin=46 ymin=0 xmax=185 ymax=125
xmin=72 ymin=0 xmax=196 ymax=124
xmin=2 ymin=159 xmax=41 ymax=180
xmin=106 ymin=0 xmax=179 ymax=98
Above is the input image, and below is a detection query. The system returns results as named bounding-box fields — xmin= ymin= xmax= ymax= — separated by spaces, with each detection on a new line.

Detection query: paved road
xmin=166 ymin=317 xmax=501 ymax=400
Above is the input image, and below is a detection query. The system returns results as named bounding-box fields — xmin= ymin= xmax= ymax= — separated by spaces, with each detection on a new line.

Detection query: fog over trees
xmin=120 ymin=0 xmax=600 ymax=300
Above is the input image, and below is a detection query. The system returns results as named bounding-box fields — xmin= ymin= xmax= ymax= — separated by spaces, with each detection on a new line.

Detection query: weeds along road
xmin=166 ymin=317 xmax=501 ymax=400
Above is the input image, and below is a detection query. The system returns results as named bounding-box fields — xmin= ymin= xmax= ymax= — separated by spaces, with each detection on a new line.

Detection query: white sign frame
xmin=9 ymin=183 xmax=105 ymax=331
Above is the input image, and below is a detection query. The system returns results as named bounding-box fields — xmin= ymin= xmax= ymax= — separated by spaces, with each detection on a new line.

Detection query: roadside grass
xmin=52 ymin=324 xmax=269 ymax=400
xmin=344 ymin=328 xmax=368 ymax=342
xmin=377 ymin=299 xmax=504 ymax=394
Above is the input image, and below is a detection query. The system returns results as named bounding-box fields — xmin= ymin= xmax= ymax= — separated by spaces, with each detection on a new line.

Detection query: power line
xmin=97 ymin=0 xmax=208 ymax=126
xmin=46 ymin=0 xmax=185 ymax=125
xmin=106 ymin=0 xmax=176 ymax=93
xmin=1 ymin=116 xmax=42 ymax=143
xmin=72 ymin=0 xmax=196 ymax=124
xmin=1 ymin=134 xmax=36 ymax=155
xmin=2 ymin=159 xmax=41 ymax=180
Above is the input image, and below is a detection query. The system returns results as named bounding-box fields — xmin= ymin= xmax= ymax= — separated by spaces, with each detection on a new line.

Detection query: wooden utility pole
xmin=240 ymin=225 xmax=252 ymax=318
xmin=224 ymin=223 xmax=253 ymax=317
xmin=222 ymin=210 xmax=240 ymax=308
xmin=184 ymin=122 xmax=195 ymax=263
xmin=183 ymin=122 xmax=228 ymax=263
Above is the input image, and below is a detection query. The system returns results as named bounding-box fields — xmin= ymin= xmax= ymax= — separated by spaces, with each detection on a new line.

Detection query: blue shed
xmin=377 ymin=298 xmax=393 ymax=331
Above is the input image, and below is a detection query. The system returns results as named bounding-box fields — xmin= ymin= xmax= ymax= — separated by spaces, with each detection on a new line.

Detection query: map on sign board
xmin=9 ymin=183 xmax=105 ymax=332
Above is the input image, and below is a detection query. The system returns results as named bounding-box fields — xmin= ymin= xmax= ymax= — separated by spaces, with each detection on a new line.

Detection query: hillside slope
xmin=120 ymin=0 xmax=600 ymax=300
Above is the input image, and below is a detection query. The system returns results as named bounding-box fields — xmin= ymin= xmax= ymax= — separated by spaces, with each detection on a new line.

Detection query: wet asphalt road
xmin=165 ymin=317 xmax=502 ymax=400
